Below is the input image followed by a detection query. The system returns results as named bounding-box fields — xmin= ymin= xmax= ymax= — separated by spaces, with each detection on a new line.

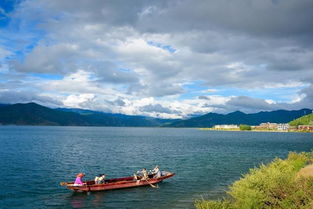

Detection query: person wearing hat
xmin=73 ymin=173 xmax=85 ymax=186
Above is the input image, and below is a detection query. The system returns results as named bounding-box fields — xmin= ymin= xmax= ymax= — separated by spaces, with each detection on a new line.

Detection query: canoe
xmin=60 ymin=171 xmax=175 ymax=192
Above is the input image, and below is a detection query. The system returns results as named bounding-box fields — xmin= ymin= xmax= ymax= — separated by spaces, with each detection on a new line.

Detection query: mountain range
xmin=0 ymin=103 xmax=176 ymax=126
xmin=165 ymin=109 xmax=312 ymax=127
xmin=0 ymin=102 xmax=311 ymax=127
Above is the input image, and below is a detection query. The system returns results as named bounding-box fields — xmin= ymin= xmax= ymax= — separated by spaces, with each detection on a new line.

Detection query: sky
xmin=0 ymin=0 xmax=313 ymax=118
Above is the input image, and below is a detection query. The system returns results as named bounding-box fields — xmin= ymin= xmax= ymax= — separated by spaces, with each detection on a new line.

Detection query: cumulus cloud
xmin=0 ymin=90 xmax=62 ymax=107
xmin=1 ymin=0 xmax=313 ymax=118
xmin=296 ymin=85 xmax=313 ymax=108
xmin=12 ymin=43 xmax=81 ymax=73
xmin=224 ymin=96 xmax=278 ymax=113
xmin=137 ymin=0 xmax=313 ymax=38
xmin=139 ymin=104 xmax=178 ymax=114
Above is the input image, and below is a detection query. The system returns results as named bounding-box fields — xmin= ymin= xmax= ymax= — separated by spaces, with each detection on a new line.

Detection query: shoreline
xmin=0 ymin=125 xmax=312 ymax=133
xmin=198 ymin=128 xmax=313 ymax=133
xmin=195 ymin=151 xmax=313 ymax=209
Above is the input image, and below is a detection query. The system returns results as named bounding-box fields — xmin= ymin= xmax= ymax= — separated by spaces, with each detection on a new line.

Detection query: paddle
xmin=60 ymin=182 xmax=67 ymax=186
xmin=59 ymin=182 xmax=85 ymax=186
xmin=136 ymin=169 xmax=158 ymax=188
xmin=145 ymin=179 xmax=158 ymax=188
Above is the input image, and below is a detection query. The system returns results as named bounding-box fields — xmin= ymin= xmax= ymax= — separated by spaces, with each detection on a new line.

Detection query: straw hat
xmin=77 ymin=173 xmax=85 ymax=177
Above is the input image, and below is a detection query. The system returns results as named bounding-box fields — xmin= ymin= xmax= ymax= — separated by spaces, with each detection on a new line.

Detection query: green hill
xmin=289 ymin=113 xmax=313 ymax=126
xmin=0 ymin=103 xmax=87 ymax=125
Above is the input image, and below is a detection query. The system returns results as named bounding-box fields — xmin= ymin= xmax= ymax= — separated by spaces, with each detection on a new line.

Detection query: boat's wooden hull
xmin=63 ymin=172 xmax=175 ymax=192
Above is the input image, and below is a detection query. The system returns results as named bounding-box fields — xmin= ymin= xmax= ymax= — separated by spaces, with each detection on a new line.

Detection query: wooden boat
xmin=60 ymin=171 xmax=175 ymax=192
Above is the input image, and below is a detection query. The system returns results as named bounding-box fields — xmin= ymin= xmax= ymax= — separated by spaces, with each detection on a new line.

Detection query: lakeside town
xmin=202 ymin=123 xmax=313 ymax=132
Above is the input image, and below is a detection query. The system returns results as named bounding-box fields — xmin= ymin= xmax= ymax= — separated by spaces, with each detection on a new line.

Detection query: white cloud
xmin=41 ymin=70 xmax=124 ymax=97
xmin=1 ymin=0 xmax=313 ymax=118
xmin=290 ymin=94 xmax=306 ymax=104
xmin=202 ymin=89 xmax=218 ymax=93
xmin=263 ymin=82 xmax=307 ymax=89
xmin=0 ymin=47 xmax=11 ymax=59
xmin=63 ymin=94 xmax=95 ymax=108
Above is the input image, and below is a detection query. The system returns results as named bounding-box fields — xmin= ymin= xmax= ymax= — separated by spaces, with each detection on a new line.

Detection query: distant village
xmin=213 ymin=123 xmax=313 ymax=132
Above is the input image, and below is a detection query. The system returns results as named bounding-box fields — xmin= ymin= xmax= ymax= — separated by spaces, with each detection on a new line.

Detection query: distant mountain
xmin=56 ymin=107 xmax=177 ymax=126
xmin=1 ymin=103 xmax=311 ymax=128
xmin=0 ymin=103 xmax=89 ymax=126
xmin=165 ymin=109 xmax=312 ymax=127
xmin=0 ymin=103 xmax=177 ymax=126
xmin=56 ymin=107 xmax=103 ymax=115
xmin=289 ymin=113 xmax=313 ymax=126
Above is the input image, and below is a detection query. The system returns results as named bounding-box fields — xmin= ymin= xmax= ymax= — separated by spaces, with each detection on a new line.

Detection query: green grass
xmin=195 ymin=152 xmax=313 ymax=209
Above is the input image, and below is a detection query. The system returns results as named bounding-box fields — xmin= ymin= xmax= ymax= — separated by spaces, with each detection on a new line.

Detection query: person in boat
xmin=152 ymin=165 xmax=161 ymax=178
xmin=73 ymin=173 xmax=85 ymax=186
xmin=94 ymin=174 xmax=106 ymax=184
xmin=134 ymin=168 xmax=149 ymax=180
xmin=133 ymin=173 xmax=138 ymax=180
xmin=141 ymin=168 xmax=148 ymax=180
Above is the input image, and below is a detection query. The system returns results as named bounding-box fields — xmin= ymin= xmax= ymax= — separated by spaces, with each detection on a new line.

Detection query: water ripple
xmin=1 ymin=126 xmax=313 ymax=208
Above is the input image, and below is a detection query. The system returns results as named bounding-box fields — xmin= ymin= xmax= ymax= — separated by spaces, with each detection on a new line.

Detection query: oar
xmin=145 ymin=179 xmax=158 ymax=188
xmin=60 ymin=182 xmax=68 ymax=186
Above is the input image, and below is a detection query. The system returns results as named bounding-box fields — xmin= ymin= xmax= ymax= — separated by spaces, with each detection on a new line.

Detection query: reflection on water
xmin=70 ymin=193 xmax=87 ymax=208
xmin=92 ymin=192 xmax=106 ymax=207
xmin=68 ymin=192 xmax=107 ymax=208
xmin=1 ymin=126 xmax=313 ymax=208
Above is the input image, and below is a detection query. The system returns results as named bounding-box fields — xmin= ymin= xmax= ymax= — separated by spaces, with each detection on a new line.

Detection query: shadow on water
xmin=68 ymin=192 xmax=89 ymax=208
xmin=67 ymin=191 xmax=118 ymax=208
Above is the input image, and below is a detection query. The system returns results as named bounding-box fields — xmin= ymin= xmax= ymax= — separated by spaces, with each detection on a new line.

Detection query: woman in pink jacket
xmin=73 ymin=173 xmax=85 ymax=186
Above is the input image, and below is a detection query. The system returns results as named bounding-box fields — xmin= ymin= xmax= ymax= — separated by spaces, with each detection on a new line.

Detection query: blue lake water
xmin=0 ymin=126 xmax=313 ymax=209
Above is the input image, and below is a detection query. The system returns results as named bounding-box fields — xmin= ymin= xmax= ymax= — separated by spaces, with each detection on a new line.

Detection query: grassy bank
xmin=195 ymin=151 xmax=313 ymax=209
xmin=198 ymin=128 xmax=313 ymax=133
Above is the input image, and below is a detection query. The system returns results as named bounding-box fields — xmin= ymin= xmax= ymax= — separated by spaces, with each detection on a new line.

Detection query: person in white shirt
xmin=152 ymin=165 xmax=161 ymax=178
xmin=94 ymin=174 xmax=106 ymax=184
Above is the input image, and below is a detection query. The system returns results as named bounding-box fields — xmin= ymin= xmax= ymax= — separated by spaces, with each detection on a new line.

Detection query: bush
xmin=195 ymin=152 xmax=313 ymax=209
xmin=239 ymin=124 xmax=251 ymax=131
xmin=195 ymin=199 xmax=233 ymax=209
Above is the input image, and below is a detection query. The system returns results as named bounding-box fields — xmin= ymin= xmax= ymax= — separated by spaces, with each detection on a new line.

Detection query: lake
xmin=0 ymin=126 xmax=312 ymax=209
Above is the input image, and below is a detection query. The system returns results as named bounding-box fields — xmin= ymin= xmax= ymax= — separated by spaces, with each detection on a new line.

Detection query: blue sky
xmin=0 ymin=0 xmax=19 ymax=27
xmin=1 ymin=0 xmax=313 ymax=118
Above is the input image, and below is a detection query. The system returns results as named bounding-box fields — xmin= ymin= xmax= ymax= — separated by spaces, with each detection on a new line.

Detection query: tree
xmin=239 ymin=124 xmax=251 ymax=130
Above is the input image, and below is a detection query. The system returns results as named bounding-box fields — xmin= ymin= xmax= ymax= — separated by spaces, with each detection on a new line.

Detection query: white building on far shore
xmin=277 ymin=123 xmax=290 ymax=131
xmin=257 ymin=122 xmax=290 ymax=131
xmin=214 ymin=124 xmax=239 ymax=129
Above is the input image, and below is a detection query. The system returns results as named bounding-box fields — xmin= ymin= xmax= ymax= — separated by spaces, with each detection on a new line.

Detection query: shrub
xmin=195 ymin=199 xmax=233 ymax=209
xmin=195 ymin=152 xmax=313 ymax=209
xmin=239 ymin=124 xmax=251 ymax=131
